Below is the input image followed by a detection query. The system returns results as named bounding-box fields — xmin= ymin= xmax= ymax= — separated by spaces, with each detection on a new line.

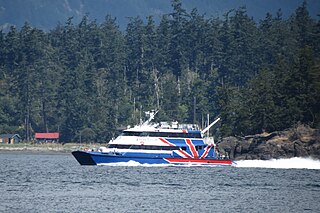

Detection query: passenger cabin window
xmin=107 ymin=144 xmax=180 ymax=150
xmin=195 ymin=145 xmax=204 ymax=151
xmin=121 ymin=131 xmax=202 ymax=138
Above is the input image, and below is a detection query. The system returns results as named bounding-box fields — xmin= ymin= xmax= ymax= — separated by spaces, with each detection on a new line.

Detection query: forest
xmin=0 ymin=0 xmax=319 ymax=143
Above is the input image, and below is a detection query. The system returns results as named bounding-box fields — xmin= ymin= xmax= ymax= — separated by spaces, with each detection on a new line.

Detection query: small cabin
xmin=0 ymin=134 xmax=21 ymax=144
xmin=35 ymin=132 xmax=60 ymax=143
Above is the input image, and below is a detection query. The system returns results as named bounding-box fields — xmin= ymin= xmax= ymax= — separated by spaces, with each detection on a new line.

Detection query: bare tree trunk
xmin=42 ymin=99 xmax=48 ymax=132
xmin=152 ymin=66 xmax=160 ymax=109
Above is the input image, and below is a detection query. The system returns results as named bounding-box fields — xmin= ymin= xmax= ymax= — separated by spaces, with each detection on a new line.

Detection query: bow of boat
xmin=72 ymin=150 xmax=96 ymax=165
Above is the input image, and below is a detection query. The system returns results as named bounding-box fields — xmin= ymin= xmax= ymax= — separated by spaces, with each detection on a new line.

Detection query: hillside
xmin=0 ymin=0 xmax=319 ymax=31
xmin=0 ymin=0 xmax=319 ymax=143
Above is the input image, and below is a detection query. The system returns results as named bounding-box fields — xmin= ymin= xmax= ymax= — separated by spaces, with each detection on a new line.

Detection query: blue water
xmin=0 ymin=152 xmax=319 ymax=212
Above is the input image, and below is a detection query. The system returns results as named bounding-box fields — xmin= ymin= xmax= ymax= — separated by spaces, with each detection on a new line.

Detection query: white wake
xmin=98 ymin=160 xmax=229 ymax=167
xmin=98 ymin=160 xmax=170 ymax=167
xmin=97 ymin=158 xmax=320 ymax=169
xmin=235 ymin=157 xmax=320 ymax=170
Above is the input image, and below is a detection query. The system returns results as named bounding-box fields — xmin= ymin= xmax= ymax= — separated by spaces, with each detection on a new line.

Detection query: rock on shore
xmin=218 ymin=125 xmax=320 ymax=160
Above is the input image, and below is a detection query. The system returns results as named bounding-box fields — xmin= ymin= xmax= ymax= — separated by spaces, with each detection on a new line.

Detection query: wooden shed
xmin=34 ymin=132 xmax=60 ymax=143
xmin=0 ymin=134 xmax=21 ymax=144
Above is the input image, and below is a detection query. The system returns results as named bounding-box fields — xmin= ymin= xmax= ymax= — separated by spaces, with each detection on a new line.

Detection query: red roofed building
xmin=35 ymin=132 xmax=60 ymax=143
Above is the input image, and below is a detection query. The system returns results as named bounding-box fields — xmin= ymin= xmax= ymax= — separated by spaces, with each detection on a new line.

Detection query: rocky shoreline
xmin=218 ymin=124 xmax=320 ymax=160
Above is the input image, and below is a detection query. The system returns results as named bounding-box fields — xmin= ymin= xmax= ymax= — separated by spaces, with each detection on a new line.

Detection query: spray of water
xmin=98 ymin=161 xmax=230 ymax=167
xmin=98 ymin=161 xmax=170 ymax=167
xmin=235 ymin=157 xmax=320 ymax=170
xmin=98 ymin=158 xmax=320 ymax=169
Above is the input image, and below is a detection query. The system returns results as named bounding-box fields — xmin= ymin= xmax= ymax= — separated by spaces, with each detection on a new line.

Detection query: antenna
xmin=201 ymin=117 xmax=220 ymax=135
xmin=142 ymin=110 xmax=159 ymax=126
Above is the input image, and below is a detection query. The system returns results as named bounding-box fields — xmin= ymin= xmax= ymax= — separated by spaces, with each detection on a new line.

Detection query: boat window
xmin=107 ymin=144 xmax=180 ymax=150
xmin=121 ymin=131 xmax=202 ymax=138
xmin=180 ymin=147 xmax=187 ymax=151
xmin=121 ymin=131 xmax=141 ymax=136
xmin=139 ymin=132 xmax=149 ymax=137
xmin=195 ymin=145 xmax=204 ymax=151
xmin=108 ymin=144 xmax=131 ymax=149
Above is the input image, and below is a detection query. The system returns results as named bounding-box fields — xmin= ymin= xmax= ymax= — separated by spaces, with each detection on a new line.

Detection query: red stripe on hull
xmin=164 ymin=158 xmax=233 ymax=165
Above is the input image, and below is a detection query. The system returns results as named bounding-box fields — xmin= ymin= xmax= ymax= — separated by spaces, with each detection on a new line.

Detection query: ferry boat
xmin=72 ymin=111 xmax=233 ymax=166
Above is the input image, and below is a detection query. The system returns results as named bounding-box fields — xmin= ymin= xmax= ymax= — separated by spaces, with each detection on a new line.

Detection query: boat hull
xmin=72 ymin=151 xmax=233 ymax=166
xmin=72 ymin=151 xmax=97 ymax=165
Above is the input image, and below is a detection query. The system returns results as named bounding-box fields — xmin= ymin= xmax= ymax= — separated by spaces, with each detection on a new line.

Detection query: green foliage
xmin=0 ymin=0 xmax=319 ymax=141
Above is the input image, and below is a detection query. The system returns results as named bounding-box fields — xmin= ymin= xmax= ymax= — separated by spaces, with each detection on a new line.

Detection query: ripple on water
xmin=0 ymin=152 xmax=319 ymax=212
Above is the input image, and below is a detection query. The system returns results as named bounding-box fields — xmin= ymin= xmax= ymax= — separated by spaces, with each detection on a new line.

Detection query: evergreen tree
xmin=155 ymin=14 xmax=171 ymax=74
xmin=0 ymin=1 xmax=319 ymax=142
xmin=99 ymin=15 xmax=127 ymax=128
xmin=168 ymin=0 xmax=189 ymax=78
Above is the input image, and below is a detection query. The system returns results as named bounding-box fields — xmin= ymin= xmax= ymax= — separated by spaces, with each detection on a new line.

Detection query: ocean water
xmin=1 ymin=152 xmax=319 ymax=213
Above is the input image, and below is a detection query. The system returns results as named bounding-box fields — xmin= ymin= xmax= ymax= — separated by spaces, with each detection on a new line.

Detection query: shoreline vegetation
xmin=0 ymin=1 xmax=319 ymax=144
xmin=0 ymin=143 xmax=103 ymax=153
xmin=1 ymin=124 xmax=319 ymax=160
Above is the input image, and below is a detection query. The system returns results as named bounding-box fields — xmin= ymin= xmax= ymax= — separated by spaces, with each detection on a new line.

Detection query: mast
xmin=193 ymin=96 xmax=196 ymax=124
xmin=207 ymin=114 xmax=210 ymax=137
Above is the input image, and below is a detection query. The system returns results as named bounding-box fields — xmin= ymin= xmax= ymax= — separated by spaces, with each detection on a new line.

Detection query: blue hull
xmin=72 ymin=151 xmax=233 ymax=166
xmin=72 ymin=151 xmax=168 ymax=165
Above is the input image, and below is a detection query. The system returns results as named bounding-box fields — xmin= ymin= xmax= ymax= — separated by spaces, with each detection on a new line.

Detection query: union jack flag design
xmin=159 ymin=137 xmax=214 ymax=159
